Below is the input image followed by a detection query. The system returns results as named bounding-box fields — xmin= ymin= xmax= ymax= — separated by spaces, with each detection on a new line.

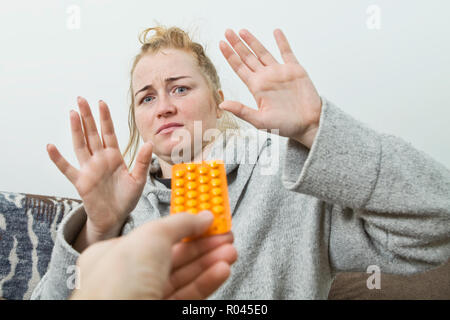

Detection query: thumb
xmin=130 ymin=140 xmax=153 ymax=185
xmin=219 ymin=100 xmax=261 ymax=128
xmin=152 ymin=211 xmax=214 ymax=244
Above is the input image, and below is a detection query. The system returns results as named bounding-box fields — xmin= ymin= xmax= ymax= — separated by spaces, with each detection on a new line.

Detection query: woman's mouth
xmin=157 ymin=123 xmax=184 ymax=135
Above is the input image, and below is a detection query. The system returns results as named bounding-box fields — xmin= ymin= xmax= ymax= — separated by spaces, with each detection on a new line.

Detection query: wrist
xmin=85 ymin=218 xmax=124 ymax=241
xmin=293 ymin=121 xmax=319 ymax=150
xmin=293 ymin=97 xmax=322 ymax=149
xmin=73 ymin=219 xmax=124 ymax=253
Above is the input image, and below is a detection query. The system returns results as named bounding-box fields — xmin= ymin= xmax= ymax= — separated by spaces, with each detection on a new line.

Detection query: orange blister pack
xmin=170 ymin=160 xmax=232 ymax=239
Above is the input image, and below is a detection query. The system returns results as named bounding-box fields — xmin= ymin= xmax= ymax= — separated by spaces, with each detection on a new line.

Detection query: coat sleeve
xmin=30 ymin=193 xmax=151 ymax=300
xmin=281 ymin=97 xmax=450 ymax=275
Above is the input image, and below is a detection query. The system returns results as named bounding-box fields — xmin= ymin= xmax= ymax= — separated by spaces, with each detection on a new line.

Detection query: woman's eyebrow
xmin=134 ymin=76 xmax=192 ymax=97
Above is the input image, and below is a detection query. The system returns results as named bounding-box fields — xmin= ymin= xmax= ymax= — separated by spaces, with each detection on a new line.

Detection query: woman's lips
xmin=158 ymin=124 xmax=183 ymax=135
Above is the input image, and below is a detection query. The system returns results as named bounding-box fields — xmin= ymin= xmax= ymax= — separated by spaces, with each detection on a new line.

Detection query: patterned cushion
xmin=0 ymin=191 xmax=81 ymax=300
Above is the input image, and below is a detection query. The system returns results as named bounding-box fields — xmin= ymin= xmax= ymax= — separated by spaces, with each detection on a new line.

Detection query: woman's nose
xmin=156 ymin=95 xmax=177 ymax=118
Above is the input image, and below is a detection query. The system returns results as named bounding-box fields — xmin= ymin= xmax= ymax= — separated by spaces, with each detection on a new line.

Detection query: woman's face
xmin=132 ymin=48 xmax=223 ymax=162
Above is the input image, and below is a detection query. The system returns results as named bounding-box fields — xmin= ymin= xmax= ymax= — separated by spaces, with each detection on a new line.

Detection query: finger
xmin=77 ymin=96 xmax=103 ymax=153
xmin=46 ymin=144 xmax=79 ymax=184
xmin=70 ymin=110 xmax=91 ymax=164
xmin=98 ymin=100 xmax=120 ymax=149
xmin=219 ymin=100 xmax=262 ymax=128
xmin=166 ymin=261 xmax=231 ymax=300
xmin=150 ymin=211 xmax=214 ymax=245
xmin=171 ymin=232 xmax=234 ymax=270
xmin=130 ymin=140 xmax=153 ymax=185
xmin=219 ymin=40 xmax=252 ymax=85
xmin=273 ymin=29 xmax=299 ymax=64
xmin=224 ymin=29 xmax=262 ymax=72
xmin=238 ymin=29 xmax=279 ymax=66
xmin=165 ymin=244 xmax=237 ymax=296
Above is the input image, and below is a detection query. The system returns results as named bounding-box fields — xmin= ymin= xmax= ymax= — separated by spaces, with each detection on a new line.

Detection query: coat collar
xmin=142 ymin=129 xmax=271 ymax=216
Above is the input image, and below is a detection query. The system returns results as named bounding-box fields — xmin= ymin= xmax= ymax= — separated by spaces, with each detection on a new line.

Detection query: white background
xmin=1 ymin=0 xmax=449 ymax=199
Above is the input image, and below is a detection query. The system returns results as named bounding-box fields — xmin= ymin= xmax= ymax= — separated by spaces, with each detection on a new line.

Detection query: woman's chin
xmin=156 ymin=141 xmax=192 ymax=163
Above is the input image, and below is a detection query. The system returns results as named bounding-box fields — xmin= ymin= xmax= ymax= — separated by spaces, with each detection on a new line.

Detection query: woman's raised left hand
xmin=219 ymin=28 xmax=322 ymax=149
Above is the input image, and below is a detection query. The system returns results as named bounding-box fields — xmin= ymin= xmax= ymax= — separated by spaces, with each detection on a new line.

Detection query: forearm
xmin=283 ymin=97 xmax=450 ymax=213
xmin=282 ymin=97 xmax=450 ymax=272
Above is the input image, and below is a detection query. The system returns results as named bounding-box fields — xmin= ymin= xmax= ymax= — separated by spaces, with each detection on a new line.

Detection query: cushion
xmin=0 ymin=191 xmax=81 ymax=300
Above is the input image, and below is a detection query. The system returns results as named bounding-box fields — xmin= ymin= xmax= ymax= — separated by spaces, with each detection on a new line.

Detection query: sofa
xmin=0 ymin=190 xmax=449 ymax=300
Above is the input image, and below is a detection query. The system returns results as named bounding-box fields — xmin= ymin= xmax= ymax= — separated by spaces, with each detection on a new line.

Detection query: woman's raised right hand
xmin=47 ymin=96 xmax=153 ymax=245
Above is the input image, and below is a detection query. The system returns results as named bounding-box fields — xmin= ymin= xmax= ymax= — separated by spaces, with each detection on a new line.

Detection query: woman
xmin=32 ymin=26 xmax=450 ymax=299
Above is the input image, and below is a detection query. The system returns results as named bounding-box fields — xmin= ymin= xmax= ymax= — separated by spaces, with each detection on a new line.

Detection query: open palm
xmin=219 ymin=29 xmax=322 ymax=148
xmin=47 ymin=97 xmax=153 ymax=237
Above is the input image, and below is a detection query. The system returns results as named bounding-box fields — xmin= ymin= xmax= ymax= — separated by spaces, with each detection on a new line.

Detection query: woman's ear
xmin=217 ymin=89 xmax=225 ymax=118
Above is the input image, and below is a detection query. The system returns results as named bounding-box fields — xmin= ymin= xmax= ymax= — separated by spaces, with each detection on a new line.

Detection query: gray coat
xmin=31 ymin=97 xmax=450 ymax=299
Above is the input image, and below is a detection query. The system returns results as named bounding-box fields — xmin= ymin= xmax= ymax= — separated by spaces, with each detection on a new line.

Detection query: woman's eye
xmin=142 ymin=96 xmax=154 ymax=104
xmin=174 ymin=86 xmax=189 ymax=94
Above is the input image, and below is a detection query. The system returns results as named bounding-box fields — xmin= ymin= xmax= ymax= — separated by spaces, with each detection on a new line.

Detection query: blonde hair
xmin=123 ymin=25 xmax=240 ymax=169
